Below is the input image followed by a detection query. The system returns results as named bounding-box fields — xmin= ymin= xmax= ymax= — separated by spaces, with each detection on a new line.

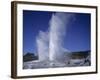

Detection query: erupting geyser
xmin=49 ymin=13 xmax=74 ymax=62
xmin=36 ymin=31 xmax=49 ymax=61
xmin=36 ymin=12 xmax=75 ymax=64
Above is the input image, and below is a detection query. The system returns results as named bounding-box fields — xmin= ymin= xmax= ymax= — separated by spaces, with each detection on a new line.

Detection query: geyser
xmin=36 ymin=31 xmax=49 ymax=61
xmin=36 ymin=12 xmax=75 ymax=63
xmin=49 ymin=13 xmax=74 ymax=62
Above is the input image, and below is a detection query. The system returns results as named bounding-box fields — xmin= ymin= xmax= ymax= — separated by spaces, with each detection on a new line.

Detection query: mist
xmin=36 ymin=30 xmax=49 ymax=61
xmin=49 ymin=13 xmax=75 ymax=62
xmin=36 ymin=12 xmax=75 ymax=62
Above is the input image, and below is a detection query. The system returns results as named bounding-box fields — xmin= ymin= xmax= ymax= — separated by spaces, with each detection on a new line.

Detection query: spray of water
xmin=36 ymin=31 xmax=49 ymax=61
xmin=36 ymin=12 xmax=75 ymax=63
xmin=49 ymin=13 xmax=75 ymax=62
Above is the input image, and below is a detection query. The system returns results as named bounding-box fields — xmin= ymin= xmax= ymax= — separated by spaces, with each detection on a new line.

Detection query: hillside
xmin=23 ymin=53 xmax=38 ymax=62
xmin=70 ymin=50 xmax=90 ymax=59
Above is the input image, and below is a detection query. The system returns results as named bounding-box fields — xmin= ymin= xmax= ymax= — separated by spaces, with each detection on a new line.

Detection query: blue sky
xmin=23 ymin=10 xmax=90 ymax=55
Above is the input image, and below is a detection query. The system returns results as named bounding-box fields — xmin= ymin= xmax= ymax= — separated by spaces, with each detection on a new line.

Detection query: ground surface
xmin=23 ymin=54 xmax=90 ymax=69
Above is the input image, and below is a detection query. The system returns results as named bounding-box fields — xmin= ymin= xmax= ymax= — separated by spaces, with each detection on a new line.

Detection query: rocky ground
xmin=23 ymin=55 xmax=90 ymax=69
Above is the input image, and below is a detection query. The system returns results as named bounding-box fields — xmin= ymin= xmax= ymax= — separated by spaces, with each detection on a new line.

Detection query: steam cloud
xmin=36 ymin=31 xmax=49 ymax=61
xmin=36 ymin=12 xmax=75 ymax=62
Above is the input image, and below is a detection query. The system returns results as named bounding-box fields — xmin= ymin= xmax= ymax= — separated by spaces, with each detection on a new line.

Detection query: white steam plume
xmin=36 ymin=31 xmax=49 ymax=61
xmin=49 ymin=13 xmax=75 ymax=62
xmin=36 ymin=12 xmax=75 ymax=63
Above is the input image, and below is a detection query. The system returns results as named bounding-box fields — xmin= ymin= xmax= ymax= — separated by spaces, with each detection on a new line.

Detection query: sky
xmin=23 ymin=10 xmax=91 ymax=55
